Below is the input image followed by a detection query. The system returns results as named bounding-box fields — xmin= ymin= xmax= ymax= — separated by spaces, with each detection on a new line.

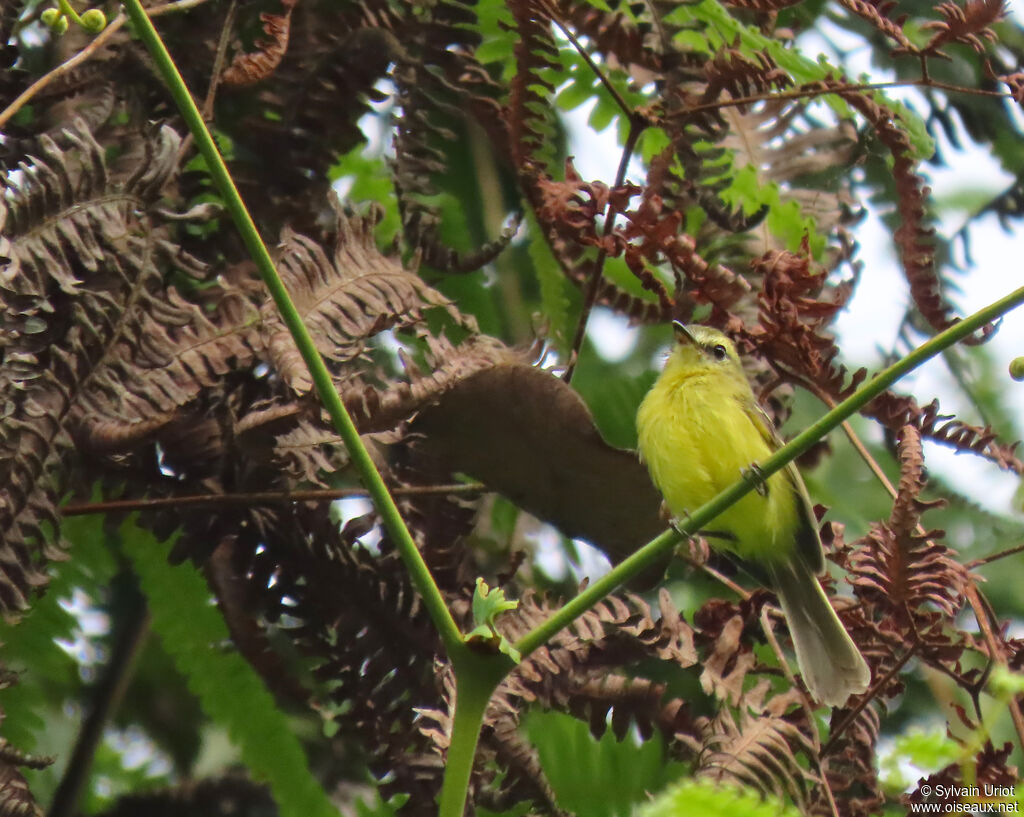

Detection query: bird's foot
xmin=660 ymin=505 xmax=709 ymax=564
xmin=742 ymin=463 xmax=769 ymax=497
xmin=660 ymin=502 xmax=693 ymax=535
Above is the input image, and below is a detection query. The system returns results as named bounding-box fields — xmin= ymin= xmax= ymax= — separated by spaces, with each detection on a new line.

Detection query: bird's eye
xmin=712 ymin=344 xmax=728 ymax=361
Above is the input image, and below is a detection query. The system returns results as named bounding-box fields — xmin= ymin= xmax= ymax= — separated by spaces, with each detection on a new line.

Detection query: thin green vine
xmin=118 ymin=0 xmax=464 ymax=654
xmin=116 ymin=4 xmax=1024 ymax=817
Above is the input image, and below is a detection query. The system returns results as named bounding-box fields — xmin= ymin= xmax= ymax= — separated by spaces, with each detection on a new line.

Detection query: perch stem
xmin=120 ymin=0 xmax=464 ymax=652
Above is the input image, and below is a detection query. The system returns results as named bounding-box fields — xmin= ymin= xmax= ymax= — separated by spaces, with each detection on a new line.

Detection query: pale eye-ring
xmin=712 ymin=344 xmax=728 ymax=361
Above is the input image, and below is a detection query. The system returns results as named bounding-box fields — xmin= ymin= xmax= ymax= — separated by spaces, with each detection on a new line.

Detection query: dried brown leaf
xmin=411 ymin=361 xmax=665 ymax=565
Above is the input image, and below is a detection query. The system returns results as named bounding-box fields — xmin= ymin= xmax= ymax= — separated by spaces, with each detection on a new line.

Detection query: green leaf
xmin=663 ymin=0 xmax=933 ymax=157
xmin=0 ymin=512 xmax=119 ymax=753
xmin=527 ymin=710 xmax=686 ymax=817
xmin=465 ymin=578 xmax=521 ymax=663
xmin=119 ymin=519 xmax=339 ymax=817
xmin=637 ymin=778 xmax=802 ymax=817
xmin=328 ymin=147 xmax=400 ymax=247
xmin=527 ymin=211 xmax=574 ymax=350
xmin=878 ymin=726 xmax=961 ymax=792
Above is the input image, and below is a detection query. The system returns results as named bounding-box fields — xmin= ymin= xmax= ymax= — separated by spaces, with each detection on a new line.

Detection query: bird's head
xmin=664 ymin=322 xmax=743 ymax=374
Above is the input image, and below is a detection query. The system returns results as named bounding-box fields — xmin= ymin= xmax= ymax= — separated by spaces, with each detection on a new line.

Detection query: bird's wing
xmin=746 ymin=401 xmax=826 ymax=575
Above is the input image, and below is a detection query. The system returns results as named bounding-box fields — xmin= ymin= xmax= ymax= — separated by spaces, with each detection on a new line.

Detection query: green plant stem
xmin=56 ymin=0 xmax=84 ymax=25
xmin=119 ymin=0 xmax=463 ymax=653
xmin=438 ymin=647 xmax=513 ymax=817
xmin=516 ymin=284 xmax=1024 ymax=659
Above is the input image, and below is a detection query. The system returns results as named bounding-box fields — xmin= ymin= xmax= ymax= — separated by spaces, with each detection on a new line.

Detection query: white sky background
xmin=561 ymin=16 xmax=1024 ymax=521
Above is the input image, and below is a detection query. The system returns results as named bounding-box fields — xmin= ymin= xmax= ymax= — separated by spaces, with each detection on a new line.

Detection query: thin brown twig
xmin=544 ymin=0 xmax=633 ymax=120
xmin=562 ymin=117 xmax=643 ymax=383
xmin=967 ymin=542 xmax=1024 ymax=569
xmin=60 ymin=482 xmax=487 ymax=516
xmin=202 ymin=0 xmax=237 ymax=119
xmin=821 ymin=642 xmax=919 ymax=757
xmin=665 ymin=76 xmax=1010 ymax=123
xmin=0 ymin=0 xmax=212 ymax=130
xmin=544 ymin=0 xmax=647 ymax=384
xmin=800 ymin=380 xmax=901 ymax=497
xmin=963 ymin=579 xmax=1024 ymax=755
xmin=684 ymin=553 xmax=751 ymax=599
xmin=176 ymin=0 xmax=238 ymax=161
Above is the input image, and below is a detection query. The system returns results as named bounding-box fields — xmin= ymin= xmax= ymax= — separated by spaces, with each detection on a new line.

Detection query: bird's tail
xmin=768 ymin=559 xmax=871 ymax=707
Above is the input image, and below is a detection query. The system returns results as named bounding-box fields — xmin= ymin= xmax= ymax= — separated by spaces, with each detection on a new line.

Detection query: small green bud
xmin=40 ymin=7 xmax=61 ymax=27
xmin=80 ymin=8 xmax=106 ymax=32
xmin=1010 ymin=357 xmax=1024 ymax=381
xmin=51 ymin=14 xmax=69 ymax=35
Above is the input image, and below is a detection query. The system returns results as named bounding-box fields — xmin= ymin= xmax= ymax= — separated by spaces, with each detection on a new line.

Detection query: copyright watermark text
xmin=911 ymin=784 xmax=1019 ymax=813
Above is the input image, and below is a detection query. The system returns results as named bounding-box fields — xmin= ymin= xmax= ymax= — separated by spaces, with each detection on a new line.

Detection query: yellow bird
xmin=636 ymin=322 xmax=870 ymax=707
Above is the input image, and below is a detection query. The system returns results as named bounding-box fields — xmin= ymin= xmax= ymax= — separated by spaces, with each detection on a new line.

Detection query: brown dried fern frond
xmin=817 ymin=79 xmax=996 ymax=342
xmin=847 ymin=426 xmax=966 ymax=626
xmin=868 ymin=392 xmax=1023 ymax=473
xmin=922 ymin=0 xmax=1005 ymax=56
xmin=835 ymin=0 xmax=916 ymax=54
xmin=218 ymin=506 xmax=446 ymax=812
xmin=553 ymin=0 xmax=665 ymax=75
xmin=386 ymin=0 xmax=519 ymax=274
xmin=697 ymin=683 xmax=817 ymax=808
xmin=748 ymin=245 xmax=863 ymax=399
xmin=817 ymin=705 xmax=885 ymax=817
xmin=507 ymin=0 xmax=562 ymax=175
xmin=218 ymin=2 xmax=396 ymax=230
xmin=702 ymin=47 xmax=792 ymax=107
xmin=264 ymin=198 xmax=478 ymax=393
xmin=0 ymin=121 xmax=186 ymax=611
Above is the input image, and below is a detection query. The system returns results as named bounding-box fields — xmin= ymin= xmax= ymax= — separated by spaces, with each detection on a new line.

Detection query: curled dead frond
xmin=507 ymin=0 xmax=561 ymax=173
xmin=816 ymin=706 xmax=884 ymax=817
xmin=553 ymin=0 xmax=665 ymax=75
xmin=922 ymin=0 xmax=1005 ymax=56
xmin=221 ymin=0 xmax=300 ymax=86
xmin=867 ymin=393 xmax=1023 ymax=473
xmin=748 ymin=245 xmax=862 ymax=399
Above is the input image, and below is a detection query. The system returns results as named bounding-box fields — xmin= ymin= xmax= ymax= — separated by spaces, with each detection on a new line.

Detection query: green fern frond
xmin=119 ymin=520 xmax=338 ymax=817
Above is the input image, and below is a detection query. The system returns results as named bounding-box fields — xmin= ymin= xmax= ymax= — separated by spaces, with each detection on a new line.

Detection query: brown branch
xmin=821 ymin=643 xmax=918 ymax=756
xmin=177 ymin=0 xmax=239 ymax=163
xmin=60 ymin=483 xmax=487 ymax=516
xmin=562 ymin=117 xmax=644 ymax=383
xmin=48 ymin=583 xmax=150 ymax=817
xmin=967 ymin=543 xmax=1024 ymax=569
xmin=0 ymin=0 xmax=214 ymax=129
xmin=963 ymin=579 xmax=1024 ymax=754
xmin=663 ymin=76 xmax=1010 ymax=123
xmin=544 ymin=0 xmax=633 ymax=120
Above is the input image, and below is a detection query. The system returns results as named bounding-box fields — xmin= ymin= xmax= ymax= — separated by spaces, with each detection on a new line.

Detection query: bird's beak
xmin=672 ymin=321 xmax=696 ymax=345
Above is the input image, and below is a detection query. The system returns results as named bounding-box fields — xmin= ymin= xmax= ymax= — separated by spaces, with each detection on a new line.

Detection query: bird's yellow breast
xmin=636 ymin=366 xmax=800 ymax=562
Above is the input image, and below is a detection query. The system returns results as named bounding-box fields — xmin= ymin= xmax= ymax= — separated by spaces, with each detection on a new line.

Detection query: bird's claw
xmin=663 ymin=504 xmax=694 ymax=536
xmin=743 ymin=463 xmax=769 ymax=497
